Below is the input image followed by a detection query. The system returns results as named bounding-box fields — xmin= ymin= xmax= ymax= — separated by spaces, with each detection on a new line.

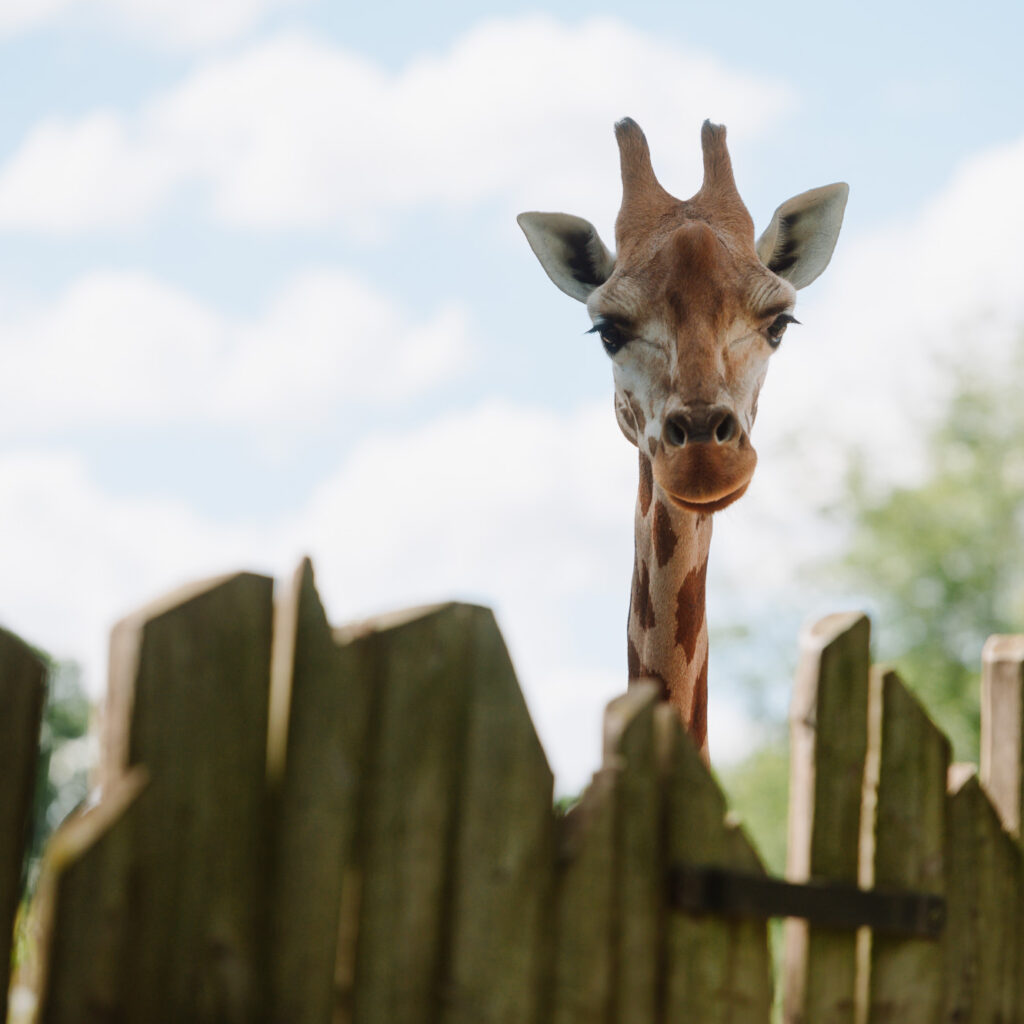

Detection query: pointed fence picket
xmin=2 ymin=561 xmax=1024 ymax=1023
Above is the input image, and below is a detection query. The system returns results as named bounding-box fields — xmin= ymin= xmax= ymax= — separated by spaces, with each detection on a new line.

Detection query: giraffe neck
xmin=627 ymin=451 xmax=713 ymax=756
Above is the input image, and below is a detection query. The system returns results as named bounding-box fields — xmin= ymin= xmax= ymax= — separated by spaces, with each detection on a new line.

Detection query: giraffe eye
xmin=587 ymin=318 xmax=630 ymax=356
xmin=766 ymin=313 xmax=799 ymax=349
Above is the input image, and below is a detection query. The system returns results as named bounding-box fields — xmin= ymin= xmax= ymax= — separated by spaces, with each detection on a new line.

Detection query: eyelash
xmin=587 ymin=318 xmax=629 ymax=356
xmin=766 ymin=313 xmax=799 ymax=348
xmin=587 ymin=314 xmax=797 ymax=353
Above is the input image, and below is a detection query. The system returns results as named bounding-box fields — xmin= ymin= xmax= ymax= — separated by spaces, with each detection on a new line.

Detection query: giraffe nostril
xmin=665 ymin=416 xmax=688 ymax=448
xmin=714 ymin=412 xmax=737 ymax=444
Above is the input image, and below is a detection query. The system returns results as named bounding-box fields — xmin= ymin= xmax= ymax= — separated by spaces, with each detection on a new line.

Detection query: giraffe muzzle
xmin=656 ymin=405 xmax=757 ymax=512
xmin=663 ymin=404 xmax=739 ymax=449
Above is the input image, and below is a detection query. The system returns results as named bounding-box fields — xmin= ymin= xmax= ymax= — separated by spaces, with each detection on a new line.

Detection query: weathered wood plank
xmin=783 ymin=612 xmax=870 ymax=1024
xmin=868 ymin=669 xmax=950 ymax=1024
xmin=439 ymin=606 xmax=555 ymax=1024
xmin=943 ymin=768 xmax=1001 ymax=1024
xmin=548 ymin=682 xmax=663 ymax=1024
xmin=992 ymin=808 xmax=1022 ymax=1023
xmin=980 ymin=634 xmax=1024 ymax=836
xmin=346 ymin=602 xmax=479 ymax=1024
xmin=605 ymin=684 xmax=661 ymax=1024
xmin=550 ymin=767 xmax=617 ymax=1024
xmin=0 ymin=627 xmax=46 ymax=1023
xmin=658 ymin=704 xmax=773 ymax=1023
xmin=33 ymin=770 xmax=147 ymax=1024
xmin=105 ymin=571 xmax=274 ymax=1024
xmin=266 ymin=559 xmax=374 ymax=1024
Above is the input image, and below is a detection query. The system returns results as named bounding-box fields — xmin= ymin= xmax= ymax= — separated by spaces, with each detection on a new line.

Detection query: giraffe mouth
xmin=664 ymin=480 xmax=750 ymax=514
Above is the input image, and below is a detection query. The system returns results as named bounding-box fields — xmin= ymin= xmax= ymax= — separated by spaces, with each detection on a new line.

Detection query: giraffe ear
xmin=756 ymin=183 xmax=849 ymax=290
xmin=517 ymin=212 xmax=615 ymax=302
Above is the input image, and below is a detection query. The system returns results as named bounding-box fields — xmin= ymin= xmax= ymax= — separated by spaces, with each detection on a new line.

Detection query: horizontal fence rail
xmin=669 ymin=866 xmax=946 ymax=938
xmin=1 ymin=559 xmax=1023 ymax=1022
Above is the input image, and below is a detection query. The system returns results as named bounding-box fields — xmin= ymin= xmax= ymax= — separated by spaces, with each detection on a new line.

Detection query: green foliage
xmin=718 ymin=737 xmax=789 ymax=876
xmin=28 ymin=660 xmax=93 ymax=882
xmin=721 ymin=343 xmax=1024 ymax=886
xmin=839 ymin=357 xmax=1024 ymax=761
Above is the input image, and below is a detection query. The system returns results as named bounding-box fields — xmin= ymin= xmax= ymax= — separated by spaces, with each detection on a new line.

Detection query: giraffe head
xmin=518 ymin=119 xmax=847 ymax=513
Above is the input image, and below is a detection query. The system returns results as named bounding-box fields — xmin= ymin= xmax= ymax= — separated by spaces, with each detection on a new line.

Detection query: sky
xmin=2 ymin=0 xmax=1024 ymax=793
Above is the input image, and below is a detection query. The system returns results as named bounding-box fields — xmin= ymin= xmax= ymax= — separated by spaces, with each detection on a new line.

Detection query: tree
xmin=27 ymin=659 xmax=92 ymax=885
xmin=722 ymin=340 xmax=1024 ymax=866
xmin=837 ymin=354 xmax=1024 ymax=761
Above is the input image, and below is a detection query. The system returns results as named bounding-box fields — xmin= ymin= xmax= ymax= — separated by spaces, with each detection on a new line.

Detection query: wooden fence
xmin=2 ymin=560 xmax=1024 ymax=1022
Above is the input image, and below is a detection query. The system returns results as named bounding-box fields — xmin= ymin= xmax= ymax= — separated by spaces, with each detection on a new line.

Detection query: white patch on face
xmin=595 ymin=268 xmax=793 ymax=453
xmin=611 ymin=333 xmax=670 ymax=450
xmin=607 ymin=313 xmax=781 ymax=451
xmin=719 ymin=318 xmax=775 ymax=434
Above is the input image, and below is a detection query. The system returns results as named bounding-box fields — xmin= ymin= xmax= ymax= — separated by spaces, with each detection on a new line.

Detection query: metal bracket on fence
xmin=668 ymin=865 xmax=946 ymax=939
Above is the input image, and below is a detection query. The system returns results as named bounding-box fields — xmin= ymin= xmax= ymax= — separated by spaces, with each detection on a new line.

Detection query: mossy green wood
xmin=605 ymin=684 xmax=662 ymax=1024
xmin=868 ymin=670 xmax=950 ymax=1023
xmin=550 ymin=767 xmax=617 ymax=1024
xmin=943 ymin=771 xmax=1002 ymax=1023
xmin=658 ymin=705 xmax=773 ymax=1023
xmin=349 ymin=602 xmax=511 ymax=1024
xmin=980 ymin=635 xmax=1024 ymax=837
xmin=783 ymin=612 xmax=870 ymax=1024
xmin=439 ymin=607 xmax=554 ymax=1024
xmin=548 ymin=683 xmax=663 ymax=1024
xmin=34 ymin=771 xmax=146 ymax=1024
xmin=0 ymin=627 xmax=46 ymax=1022
xmin=106 ymin=572 xmax=275 ymax=1024
xmin=993 ymin=817 xmax=1022 ymax=1021
xmin=266 ymin=560 xmax=373 ymax=1024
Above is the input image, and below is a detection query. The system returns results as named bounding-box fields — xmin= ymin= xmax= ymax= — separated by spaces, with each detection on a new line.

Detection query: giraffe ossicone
xmin=518 ymin=118 xmax=848 ymax=760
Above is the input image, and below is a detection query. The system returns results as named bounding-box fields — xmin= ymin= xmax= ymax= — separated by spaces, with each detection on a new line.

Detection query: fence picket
xmin=266 ymin=559 xmax=374 ymax=1024
xmin=10 ymin=562 xmax=1024 ymax=1021
xmin=868 ymin=669 xmax=950 ymax=1024
xmin=551 ymin=767 xmax=617 ymax=1024
xmin=605 ymin=684 xmax=662 ymax=1024
xmin=0 ymin=628 xmax=47 ymax=1022
xmin=33 ymin=770 xmax=146 ymax=1024
xmin=993 ymin=809 xmax=1022 ymax=1022
xmin=944 ymin=768 xmax=1002 ymax=1022
xmin=345 ymin=602 xmax=478 ymax=1024
xmin=980 ymin=634 xmax=1024 ymax=837
xmin=439 ymin=606 xmax=554 ymax=1024
xmin=105 ymin=571 xmax=275 ymax=1024
xmin=658 ymin=704 xmax=773 ymax=1023
xmin=783 ymin=612 xmax=870 ymax=1024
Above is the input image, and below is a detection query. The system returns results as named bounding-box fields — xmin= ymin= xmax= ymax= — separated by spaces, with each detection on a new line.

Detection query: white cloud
xmin=754 ymin=130 xmax=1024 ymax=508
xmin=0 ymin=0 xmax=71 ymax=38
xmin=0 ymin=0 xmax=305 ymax=48
xmin=0 ymin=406 xmax=617 ymax=789
xmin=0 ymin=450 xmax=257 ymax=694
xmin=0 ymin=17 xmax=796 ymax=233
xmin=0 ymin=267 xmax=472 ymax=437
xmin=0 ymin=401 xmax=670 ymax=793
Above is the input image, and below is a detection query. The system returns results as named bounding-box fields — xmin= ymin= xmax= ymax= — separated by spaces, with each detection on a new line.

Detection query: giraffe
xmin=518 ymin=119 xmax=847 ymax=759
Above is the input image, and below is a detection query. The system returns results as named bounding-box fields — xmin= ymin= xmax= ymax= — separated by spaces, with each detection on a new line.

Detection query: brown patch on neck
xmin=652 ymin=500 xmax=677 ymax=568
xmin=631 ymin=559 xmax=656 ymax=631
xmin=638 ymin=451 xmax=653 ymax=517
xmin=689 ymin=652 xmax=709 ymax=750
xmin=674 ymin=556 xmax=709 ymax=662
xmin=628 ymin=637 xmax=670 ymax=700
